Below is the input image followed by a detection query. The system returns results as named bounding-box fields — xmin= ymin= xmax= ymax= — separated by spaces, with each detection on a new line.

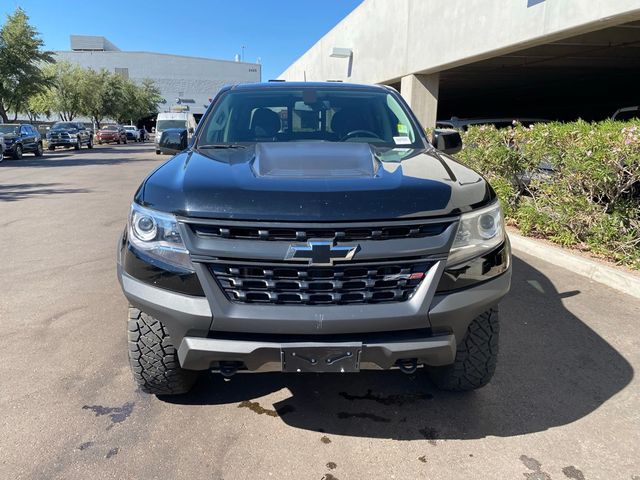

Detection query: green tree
xmin=23 ymin=91 xmax=52 ymax=122
xmin=82 ymin=68 xmax=124 ymax=128
xmin=40 ymin=61 xmax=88 ymax=121
xmin=114 ymin=78 xmax=161 ymax=124
xmin=0 ymin=7 xmax=54 ymax=122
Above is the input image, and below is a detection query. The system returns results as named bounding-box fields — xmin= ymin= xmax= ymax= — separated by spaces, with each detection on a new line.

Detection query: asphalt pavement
xmin=0 ymin=143 xmax=638 ymax=480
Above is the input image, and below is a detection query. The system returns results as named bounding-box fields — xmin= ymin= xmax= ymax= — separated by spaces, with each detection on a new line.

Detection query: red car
xmin=97 ymin=125 xmax=127 ymax=144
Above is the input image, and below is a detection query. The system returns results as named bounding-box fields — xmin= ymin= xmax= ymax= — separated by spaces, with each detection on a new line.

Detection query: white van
xmin=154 ymin=112 xmax=198 ymax=154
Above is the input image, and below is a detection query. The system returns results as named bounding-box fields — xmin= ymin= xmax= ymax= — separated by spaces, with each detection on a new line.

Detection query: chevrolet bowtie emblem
xmin=284 ymin=241 xmax=359 ymax=266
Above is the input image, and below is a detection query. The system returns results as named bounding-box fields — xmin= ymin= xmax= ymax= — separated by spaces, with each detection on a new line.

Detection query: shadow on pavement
xmin=0 ymin=183 xmax=91 ymax=201
xmin=161 ymin=256 xmax=633 ymax=440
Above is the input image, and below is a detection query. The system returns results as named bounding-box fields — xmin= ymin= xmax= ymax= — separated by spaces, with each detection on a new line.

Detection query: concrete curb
xmin=509 ymin=232 xmax=640 ymax=300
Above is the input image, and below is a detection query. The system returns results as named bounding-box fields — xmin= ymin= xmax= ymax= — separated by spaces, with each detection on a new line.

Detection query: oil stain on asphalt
xmin=520 ymin=455 xmax=552 ymax=480
xmin=82 ymin=402 xmax=134 ymax=429
xmin=105 ymin=447 xmax=119 ymax=459
xmin=562 ymin=466 xmax=586 ymax=480
xmin=418 ymin=427 xmax=439 ymax=446
xmin=337 ymin=412 xmax=391 ymax=423
xmin=338 ymin=389 xmax=433 ymax=406
xmin=237 ymin=400 xmax=295 ymax=417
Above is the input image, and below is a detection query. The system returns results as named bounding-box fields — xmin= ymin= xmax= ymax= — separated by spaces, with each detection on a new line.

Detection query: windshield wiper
xmin=197 ymin=143 xmax=247 ymax=149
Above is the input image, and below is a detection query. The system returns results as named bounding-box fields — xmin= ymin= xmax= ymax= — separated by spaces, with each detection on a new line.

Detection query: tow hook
xmin=398 ymin=358 xmax=418 ymax=374
xmin=219 ymin=362 xmax=240 ymax=378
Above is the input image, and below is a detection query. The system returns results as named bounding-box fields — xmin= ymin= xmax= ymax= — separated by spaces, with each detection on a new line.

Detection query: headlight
xmin=447 ymin=201 xmax=505 ymax=266
xmin=127 ymin=203 xmax=193 ymax=271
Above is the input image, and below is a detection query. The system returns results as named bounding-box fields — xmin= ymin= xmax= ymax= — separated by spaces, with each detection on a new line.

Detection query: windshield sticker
xmin=397 ymin=124 xmax=409 ymax=134
xmin=394 ymin=136 xmax=411 ymax=145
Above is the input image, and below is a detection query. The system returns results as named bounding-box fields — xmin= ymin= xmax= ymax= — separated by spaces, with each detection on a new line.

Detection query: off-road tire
xmin=427 ymin=308 xmax=499 ymax=391
xmin=127 ymin=307 xmax=198 ymax=395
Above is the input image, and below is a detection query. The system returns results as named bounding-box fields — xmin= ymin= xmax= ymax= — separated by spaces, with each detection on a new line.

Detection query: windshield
xmin=52 ymin=123 xmax=76 ymax=131
xmin=198 ymin=87 xmax=422 ymax=148
xmin=124 ymin=126 xmax=136 ymax=131
xmin=101 ymin=126 xmax=118 ymax=131
xmin=0 ymin=125 xmax=19 ymax=134
xmin=157 ymin=120 xmax=187 ymax=131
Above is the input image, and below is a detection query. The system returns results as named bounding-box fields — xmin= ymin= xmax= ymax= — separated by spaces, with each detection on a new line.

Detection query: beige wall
xmin=279 ymin=0 xmax=640 ymax=84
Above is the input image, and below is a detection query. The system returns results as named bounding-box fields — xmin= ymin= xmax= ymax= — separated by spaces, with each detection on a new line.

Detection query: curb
xmin=509 ymin=232 xmax=640 ymax=300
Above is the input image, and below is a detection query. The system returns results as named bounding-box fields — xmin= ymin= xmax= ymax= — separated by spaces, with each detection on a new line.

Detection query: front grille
xmin=210 ymin=260 xmax=432 ymax=305
xmin=191 ymin=222 xmax=448 ymax=242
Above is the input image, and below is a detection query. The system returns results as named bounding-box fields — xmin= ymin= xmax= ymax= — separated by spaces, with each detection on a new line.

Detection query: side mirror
xmin=432 ymin=129 xmax=462 ymax=155
xmin=159 ymin=128 xmax=188 ymax=155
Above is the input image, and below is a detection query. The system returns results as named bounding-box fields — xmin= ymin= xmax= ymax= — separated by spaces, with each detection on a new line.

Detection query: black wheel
xmin=98 ymin=141 xmax=103 ymax=145
xmin=155 ymin=150 xmax=161 ymax=155
xmin=48 ymin=145 xmax=55 ymax=151
xmin=426 ymin=308 xmax=499 ymax=391
xmin=34 ymin=142 xmax=43 ymax=157
xmin=12 ymin=144 xmax=23 ymax=160
xmin=124 ymin=138 xmax=128 ymax=144
xmin=87 ymin=137 xmax=93 ymax=149
xmin=117 ymin=139 xmax=121 ymax=144
xmin=127 ymin=307 xmax=198 ymax=395
xmin=74 ymin=139 xmax=80 ymax=150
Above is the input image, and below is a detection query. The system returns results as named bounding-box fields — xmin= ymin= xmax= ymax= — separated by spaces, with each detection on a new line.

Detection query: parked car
xmin=612 ymin=106 xmax=640 ymax=121
xmin=117 ymin=82 xmax=511 ymax=396
xmin=1 ymin=123 xmax=44 ymax=159
xmin=123 ymin=125 xmax=141 ymax=142
xmin=47 ymin=122 xmax=93 ymax=150
xmin=436 ymin=117 xmax=549 ymax=131
xmin=0 ymin=132 xmax=4 ymax=159
xmin=97 ymin=125 xmax=127 ymax=144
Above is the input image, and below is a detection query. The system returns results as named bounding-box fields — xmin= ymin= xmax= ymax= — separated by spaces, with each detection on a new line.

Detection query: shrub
xmin=456 ymin=120 xmax=640 ymax=270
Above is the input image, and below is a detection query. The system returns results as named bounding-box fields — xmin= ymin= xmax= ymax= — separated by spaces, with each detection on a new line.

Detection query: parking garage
xmin=279 ymin=0 xmax=640 ymax=126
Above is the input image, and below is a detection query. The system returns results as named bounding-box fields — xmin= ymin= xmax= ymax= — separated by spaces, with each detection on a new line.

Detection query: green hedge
xmin=455 ymin=120 xmax=640 ymax=270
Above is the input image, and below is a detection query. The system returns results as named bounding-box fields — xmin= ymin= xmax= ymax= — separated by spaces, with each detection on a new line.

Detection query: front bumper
xmin=48 ymin=138 xmax=76 ymax=146
xmin=117 ymin=261 xmax=511 ymax=371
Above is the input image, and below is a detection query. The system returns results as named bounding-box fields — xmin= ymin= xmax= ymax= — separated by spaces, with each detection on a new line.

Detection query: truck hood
xmin=138 ymin=142 xmax=494 ymax=221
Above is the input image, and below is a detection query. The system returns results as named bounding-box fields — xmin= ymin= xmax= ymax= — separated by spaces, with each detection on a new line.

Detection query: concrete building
xmin=56 ymin=35 xmax=261 ymax=122
xmin=278 ymin=0 xmax=640 ymax=127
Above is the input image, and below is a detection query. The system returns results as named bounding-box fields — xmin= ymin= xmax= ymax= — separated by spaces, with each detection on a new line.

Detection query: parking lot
xmin=1 ymin=143 xmax=639 ymax=480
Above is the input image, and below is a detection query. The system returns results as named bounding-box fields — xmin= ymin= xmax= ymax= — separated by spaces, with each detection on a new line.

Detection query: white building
xmin=56 ymin=35 xmax=261 ymax=121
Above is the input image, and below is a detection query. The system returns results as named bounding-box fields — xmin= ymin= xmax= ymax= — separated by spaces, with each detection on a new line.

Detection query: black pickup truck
xmin=117 ymin=82 xmax=511 ymax=395
xmin=46 ymin=121 xmax=93 ymax=150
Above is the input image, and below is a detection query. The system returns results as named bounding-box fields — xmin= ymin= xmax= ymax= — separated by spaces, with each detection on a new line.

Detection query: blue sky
xmin=1 ymin=0 xmax=362 ymax=80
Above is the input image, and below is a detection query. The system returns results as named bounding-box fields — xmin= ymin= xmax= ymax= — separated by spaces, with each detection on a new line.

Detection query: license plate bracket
xmin=281 ymin=343 xmax=362 ymax=373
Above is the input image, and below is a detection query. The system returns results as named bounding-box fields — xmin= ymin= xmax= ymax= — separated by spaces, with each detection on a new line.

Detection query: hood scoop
xmin=252 ymin=142 xmax=378 ymax=178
